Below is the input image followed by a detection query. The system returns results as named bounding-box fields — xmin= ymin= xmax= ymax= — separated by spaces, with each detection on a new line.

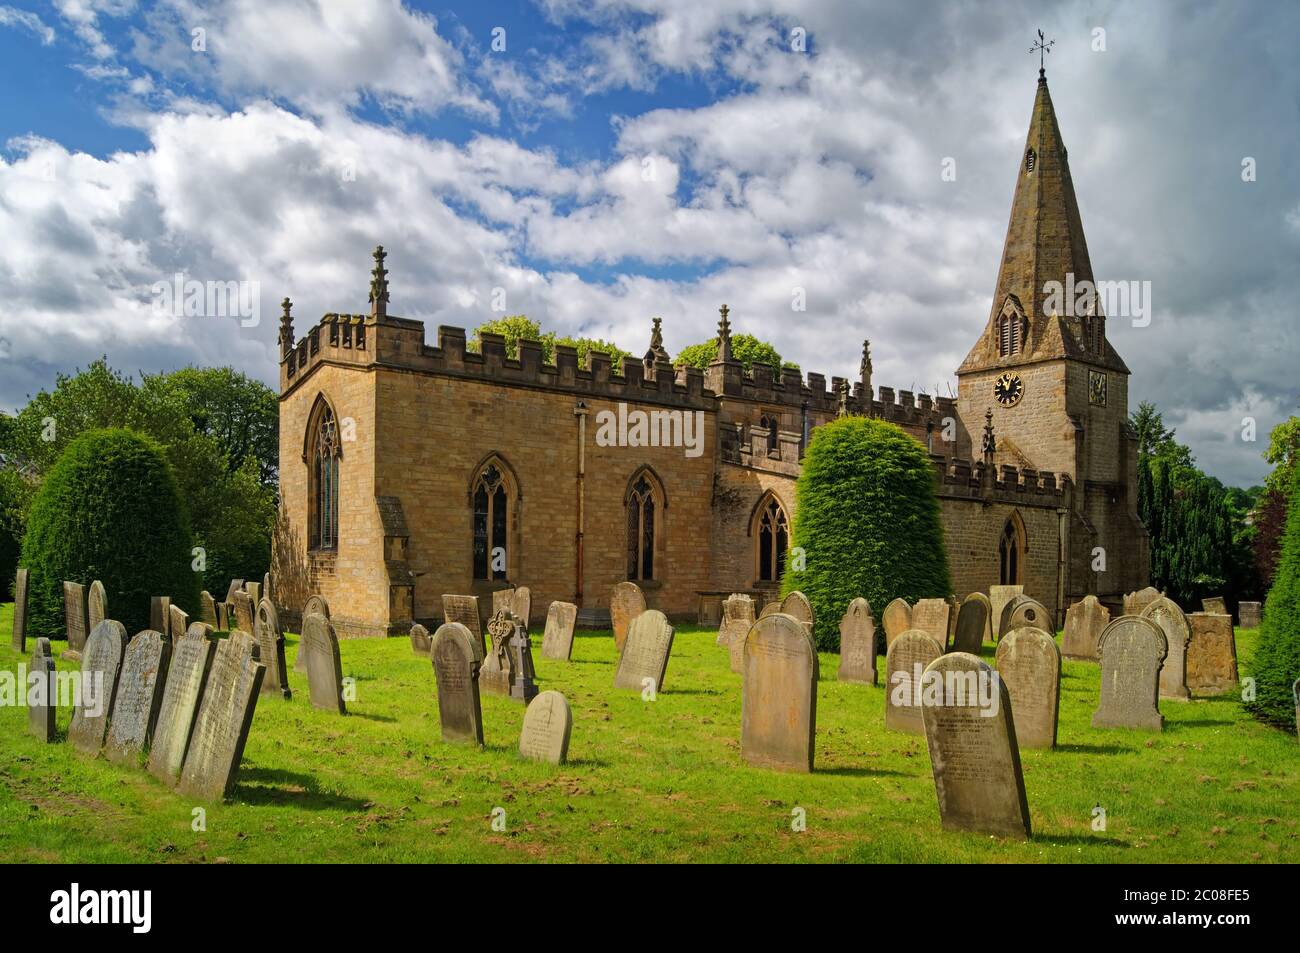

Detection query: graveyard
xmin=1 ymin=602 xmax=1294 ymax=864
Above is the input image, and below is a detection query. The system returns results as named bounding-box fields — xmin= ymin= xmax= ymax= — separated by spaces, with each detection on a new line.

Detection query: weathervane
xmin=1030 ymin=29 xmax=1055 ymax=76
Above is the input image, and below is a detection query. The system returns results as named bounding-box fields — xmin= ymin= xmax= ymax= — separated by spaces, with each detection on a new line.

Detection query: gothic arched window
xmin=626 ymin=469 xmax=664 ymax=581
xmin=309 ymin=402 xmax=340 ymax=550
xmin=997 ymin=302 xmax=1027 ymax=357
xmin=760 ymin=413 xmax=779 ymax=454
xmin=999 ymin=515 xmax=1025 ymax=586
xmin=472 ymin=462 xmax=511 ymax=581
xmin=1024 ymin=147 xmax=1036 ymax=172
xmin=755 ymin=494 xmax=790 ymax=583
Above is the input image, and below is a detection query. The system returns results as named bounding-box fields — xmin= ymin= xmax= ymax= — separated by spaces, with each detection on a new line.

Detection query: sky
xmin=0 ymin=0 xmax=1295 ymax=488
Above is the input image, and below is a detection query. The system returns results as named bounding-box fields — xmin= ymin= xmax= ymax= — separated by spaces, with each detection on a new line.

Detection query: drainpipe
xmin=800 ymin=400 xmax=809 ymax=457
xmin=574 ymin=401 xmax=589 ymax=606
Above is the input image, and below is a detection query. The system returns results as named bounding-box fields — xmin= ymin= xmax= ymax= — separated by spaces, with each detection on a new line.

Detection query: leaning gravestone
xmin=224 ymin=579 xmax=245 ymax=603
xmin=105 ymin=630 xmax=171 ymax=765
xmin=742 ymin=614 xmax=818 ymax=772
xmin=758 ymin=601 xmax=782 ymax=619
xmin=199 ymin=591 xmax=218 ymax=628
xmin=1142 ymin=597 xmax=1191 ymax=701
xmin=994 ymin=627 xmax=1060 ymax=749
xmin=541 ymin=601 xmax=578 ymax=661
xmin=881 ymin=598 xmax=912 ymax=650
xmin=519 ymin=690 xmax=572 ymax=765
xmin=254 ymin=599 xmax=291 ymax=699
xmin=1062 ymin=595 xmax=1109 ymax=660
xmin=177 ymin=631 xmax=265 ymax=801
xmin=911 ymin=598 xmax=950 ymax=651
xmin=717 ymin=594 xmax=754 ymax=647
xmin=63 ymin=581 xmax=89 ymax=658
xmin=87 ymin=580 xmax=107 ymax=633
xmin=216 ymin=602 xmax=228 ymax=632
xmin=946 ymin=595 xmax=961 ymax=646
xmin=1123 ymin=586 xmax=1162 ymax=616
xmin=480 ymin=610 xmax=518 ymax=697
xmin=67 ymin=619 xmax=127 ymax=755
xmin=409 ymin=623 xmax=432 ymax=656
xmin=1092 ymin=616 xmax=1166 ymax=731
xmin=922 ymin=652 xmax=1032 ymax=839
xmin=441 ymin=594 xmax=485 ymax=661
xmin=169 ymin=605 xmax=189 ymax=644
xmin=1201 ymin=596 xmax=1228 ymax=616
xmin=491 ymin=588 xmax=513 ymax=617
xmin=150 ymin=596 xmax=171 ymax=638
xmin=262 ymin=572 xmax=272 ymax=606
xmin=780 ymin=590 xmax=814 ymax=631
xmin=1238 ymin=601 xmax=1262 ymax=629
xmin=1000 ymin=596 xmax=1050 ymax=642
xmin=512 ymin=586 xmax=532 ymax=629
xmin=1186 ymin=613 xmax=1239 ymax=695
xmin=964 ymin=592 xmax=994 ymax=646
xmin=295 ymin=594 xmax=332 ymax=672
xmin=245 ymin=581 xmax=261 ymax=612
xmin=148 ymin=624 xmax=217 ymax=784
xmin=432 ymin=623 xmax=484 ymax=745
xmin=837 ymin=598 xmax=877 ymax=686
xmin=952 ymin=595 xmax=990 ymax=657
xmin=231 ymin=590 xmax=256 ymax=634
xmin=614 ymin=609 xmax=674 ymax=693
xmin=28 ymin=637 xmax=56 ymax=742
xmin=13 ymin=567 xmax=30 ymax=652
xmin=885 ymin=629 xmax=943 ymax=735
xmin=301 ymin=612 xmax=345 ymax=713
xmin=610 ymin=582 xmax=647 ymax=653
xmin=989 ymin=585 xmax=1023 ymax=639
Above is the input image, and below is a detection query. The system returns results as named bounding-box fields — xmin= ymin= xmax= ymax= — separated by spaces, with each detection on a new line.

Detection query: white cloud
xmin=0 ymin=5 xmax=56 ymax=44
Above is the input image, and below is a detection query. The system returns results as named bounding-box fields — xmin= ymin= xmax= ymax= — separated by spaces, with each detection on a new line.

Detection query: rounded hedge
xmin=1246 ymin=462 xmax=1300 ymax=728
xmin=20 ymin=428 xmax=200 ymax=637
xmin=782 ymin=416 xmax=952 ymax=651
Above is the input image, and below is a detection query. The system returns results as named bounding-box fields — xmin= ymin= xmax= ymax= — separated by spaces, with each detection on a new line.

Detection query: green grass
xmin=1 ymin=602 xmax=1296 ymax=863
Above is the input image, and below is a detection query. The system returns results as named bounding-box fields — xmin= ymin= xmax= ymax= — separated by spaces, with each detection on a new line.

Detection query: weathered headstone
xmin=491 ymin=588 xmax=513 ymax=616
xmin=994 ymin=626 xmax=1060 ymax=748
xmin=519 ymin=690 xmax=572 ymax=764
xmin=63 ymin=581 xmax=89 ymax=658
xmin=67 ymin=619 xmax=127 ymax=755
xmin=1123 ymin=586 xmax=1162 ymax=616
xmin=231 ymin=590 xmax=255 ymax=634
xmin=1092 ymin=616 xmax=1166 ymax=731
xmin=262 ymin=572 xmax=272 ymax=606
xmin=302 ymin=612 xmax=345 ymax=713
xmin=1186 ymin=612 xmax=1238 ymax=695
xmin=614 ymin=609 xmax=674 ymax=693
xmin=946 ymin=594 xmax=961 ymax=646
xmin=295 ymin=594 xmax=332 ymax=671
xmin=1000 ymin=596 xmax=1051 ymax=641
xmin=150 ymin=596 xmax=172 ymax=639
xmin=541 ymin=601 xmax=578 ymax=661
xmin=742 ymin=614 xmax=818 ymax=772
xmin=215 ymin=602 xmax=228 ymax=632
xmin=169 ymin=605 xmax=189 ymax=643
xmin=432 ymin=622 xmax=484 ymax=746
xmin=921 ymin=652 xmax=1032 ymax=839
xmin=989 ymin=585 xmax=1023 ymax=639
xmin=716 ymin=594 xmax=754 ymax=646
xmin=610 ymin=581 xmax=647 ymax=653
xmin=912 ymin=598 xmax=951 ymax=651
xmin=87 ymin=580 xmax=107 ymax=633
xmin=1142 ymin=596 xmax=1191 ymax=701
xmin=177 ymin=630 xmax=265 ymax=801
xmin=224 ymin=579 xmax=245 ymax=603
xmin=245 ymin=580 xmax=261 ymax=611
xmin=1201 ymin=595 xmax=1227 ymax=616
xmin=254 ymin=598 xmax=290 ymax=699
xmin=837 ymin=597 xmax=877 ymax=686
xmin=441 ymin=594 xmax=484 ymax=661
xmin=511 ymin=586 xmax=532 ymax=629
xmin=409 ymin=622 xmax=431 ymax=656
xmin=758 ymin=601 xmax=782 ymax=618
xmin=508 ymin=623 xmax=539 ymax=704
xmin=952 ymin=595 xmax=991 ymax=656
xmin=780 ymin=590 xmax=814 ymax=631
xmin=885 ymin=629 xmax=943 ymax=735
xmin=881 ymin=597 xmax=912 ymax=650
xmin=199 ymin=591 xmax=218 ymax=628
xmin=480 ymin=609 xmax=518 ymax=697
xmin=1238 ymin=601 xmax=1262 ymax=629
xmin=28 ymin=637 xmax=56 ymax=741
xmin=148 ymin=624 xmax=217 ymax=784
xmin=13 ymin=567 xmax=29 ymax=652
xmin=105 ymin=630 xmax=171 ymax=765
xmin=1061 ymin=595 xmax=1109 ymax=660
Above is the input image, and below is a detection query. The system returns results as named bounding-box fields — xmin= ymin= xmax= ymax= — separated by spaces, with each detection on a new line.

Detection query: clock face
xmin=994 ymin=372 xmax=1024 ymax=407
xmin=1089 ymin=370 xmax=1107 ymax=406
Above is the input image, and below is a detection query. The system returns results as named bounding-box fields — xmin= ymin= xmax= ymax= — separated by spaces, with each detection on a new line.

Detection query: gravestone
xmin=1142 ymin=597 xmax=1191 ymax=701
xmin=216 ymin=602 xmax=228 ymax=632
xmin=1000 ymin=596 xmax=1051 ymax=641
xmin=441 ymin=594 xmax=485 ymax=661
xmin=921 ymin=652 xmax=1032 ymax=839
xmin=994 ymin=626 xmax=1060 ymax=748
xmin=508 ymin=623 xmax=539 ymax=704
xmin=541 ymin=601 xmax=578 ymax=661
xmin=614 ymin=609 xmax=674 ymax=693
xmin=491 ymin=588 xmax=513 ymax=616
xmin=512 ymin=586 xmax=532 ymax=629
xmin=105 ymin=630 xmax=171 ymax=765
xmin=169 ymin=605 xmax=189 ymax=644
xmin=67 ymin=619 xmax=127 ymax=755
xmin=911 ymin=598 xmax=951 ymax=651
xmin=1186 ymin=613 xmax=1238 ymax=695
xmin=148 ymin=624 xmax=217 ymax=784
xmin=885 ymin=629 xmax=943 ymax=735
xmin=1123 ymin=586 xmax=1162 ymax=616
xmin=150 ymin=596 xmax=172 ymax=639
xmin=780 ymin=590 xmax=814 ymax=632
xmin=1201 ymin=596 xmax=1227 ymax=616
xmin=742 ymin=614 xmax=818 ymax=772
xmin=28 ymin=637 xmax=56 ymax=741
xmin=881 ymin=597 xmax=912 ymax=650
xmin=717 ymin=594 xmax=754 ymax=646
xmin=1238 ymin=601 xmax=1262 ymax=629
xmin=254 ymin=598 xmax=291 ymax=699
xmin=952 ymin=595 xmax=990 ymax=656
xmin=263 ymin=572 xmax=272 ymax=605
xmin=177 ymin=631 xmax=265 ymax=801
xmin=758 ymin=601 xmax=782 ymax=618
xmin=409 ymin=623 xmax=431 ymax=656
xmin=199 ymin=591 xmax=218 ymax=628
xmin=87 ymin=580 xmax=107 ymax=632
xmin=1061 ymin=596 xmax=1109 ymax=661
xmin=988 ymin=585 xmax=1023 ymax=639
xmin=519 ymin=690 xmax=572 ymax=764
xmin=231 ymin=590 xmax=255 ymax=634
xmin=13 ymin=567 xmax=29 ymax=652
xmin=610 ymin=581 xmax=647 ymax=653
xmin=1092 ymin=616 xmax=1166 ymax=730
xmin=432 ymin=622 xmax=484 ymax=745
xmin=302 ymin=612 xmax=345 ymax=714
xmin=224 ymin=579 xmax=245 ymax=603
xmin=63 ymin=581 xmax=89 ymax=658
xmin=964 ymin=592 xmax=994 ymax=645
xmin=296 ymin=594 xmax=332 ymax=671
xmin=837 ymin=598 xmax=877 ymax=686
xmin=946 ymin=595 xmax=961 ymax=646
xmin=245 ymin=580 xmax=261 ymax=611
xmin=480 ymin=609 xmax=518 ymax=697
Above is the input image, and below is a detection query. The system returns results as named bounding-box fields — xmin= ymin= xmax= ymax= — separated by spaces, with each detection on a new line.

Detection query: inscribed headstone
xmin=952 ymin=595 xmax=990 ymax=656
xmin=519 ymin=690 xmax=572 ymax=764
xmin=105 ymin=630 xmax=171 ymax=765
xmin=296 ymin=594 xmax=332 ymax=671
xmin=1061 ymin=595 xmax=1109 ymax=661
xmin=541 ymin=601 xmax=577 ymax=661
xmin=87 ymin=580 xmax=107 ymax=633
xmin=409 ymin=622 xmax=431 ymax=656
xmin=1123 ymin=586 xmax=1162 ymax=616
xmin=1142 ymin=596 xmax=1191 ymax=701
xmin=441 ymin=594 xmax=484 ymax=661
xmin=150 ymin=596 xmax=171 ymax=638
xmin=431 ymin=622 xmax=483 ymax=746
xmin=480 ymin=609 xmax=518 ymax=697
xmin=614 ymin=609 xmax=674 ymax=693
xmin=67 ymin=619 xmax=127 ymax=754
xmin=1092 ymin=616 xmax=1166 ymax=731
xmin=881 ymin=597 xmax=912 ymax=650
xmin=741 ymin=614 xmax=818 ymax=772
xmin=988 ymin=585 xmax=1023 ymax=639
xmin=63 ymin=581 xmax=89 ymax=657
xmin=837 ymin=597 xmax=877 ymax=686
xmin=911 ymin=598 xmax=950 ymax=651
xmin=885 ymin=629 xmax=943 ymax=735
xmin=148 ymin=624 xmax=216 ymax=784
xmin=994 ymin=626 xmax=1060 ymax=748
xmin=169 ymin=605 xmax=189 ymax=644
xmin=302 ymin=612 xmax=345 ymax=714
xmin=1000 ymin=596 xmax=1050 ymax=641
xmin=1238 ymin=601 xmax=1261 ymax=628
xmin=1201 ymin=596 xmax=1227 ymax=616
xmin=231 ymin=590 xmax=255 ymax=635
xmin=610 ymin=581 xmax=647 ymax=653
xmin=177 ymin=630 xmax=265 ymax=800
xmin=1186 ymin=612 xmax=1238 ymax=695
xmin=254 ymin=598 xmax=290 ymax=699
xmin=199 ymin=591 xmax=218 ymax=627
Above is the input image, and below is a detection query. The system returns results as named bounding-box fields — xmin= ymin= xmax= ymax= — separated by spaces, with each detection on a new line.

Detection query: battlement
xmin=932 ymin=454 xmax=1071 ymax=507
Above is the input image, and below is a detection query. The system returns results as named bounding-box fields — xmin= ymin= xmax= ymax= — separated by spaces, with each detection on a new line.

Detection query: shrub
xmin=783 ymin=416 xmax=951 ymax=651
xmin=20 ymin=428 xmax=200 ymax=637
xmin=1246 ymin=464 xmax=1300 ymax=728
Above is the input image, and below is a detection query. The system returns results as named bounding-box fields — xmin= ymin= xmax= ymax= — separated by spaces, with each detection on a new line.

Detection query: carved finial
xmin=982 ymin=406 xmax=997 ymax=459
xmin=278 ymin=297 xmax=295 ymax=355
xmin=717 ymin=304 xmax=733 ymax=363
xmin=860 ymin=339 xmax=873 ymax=392
xmin=837 ymin=380 xmax=850 ymax=418
xmin=644 ymin=316 xmax=671 ymax=372
xmin=369 ymin=244 xmax=389 ymax=318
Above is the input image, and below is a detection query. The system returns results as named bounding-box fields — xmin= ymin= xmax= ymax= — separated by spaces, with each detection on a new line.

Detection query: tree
xmin=783 ymin=416 xmax=951 ymax=651
xmin=674 ymin=334 xmax=799 ymax=374
xmin=1245 ymin=463 xmax=1300 ymax=728
xmin=469 ymin=316 xmax=632 ymax=374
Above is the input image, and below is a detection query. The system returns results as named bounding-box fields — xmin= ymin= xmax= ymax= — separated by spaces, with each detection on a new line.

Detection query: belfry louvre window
xmin=309 ymin=404 xmax=340 ymax=550
xmin=472 ymin=464 xmax=510 ymax=581
xmin=626 ymin=472 xmax=662 ymax=582
xmin=1025 ymin=147 xmax=1036 ymax=172
xmin=997 ymin=307 xmax=1026 ymax=357
xmin=756 ymin=496 xmax=789 ymax=583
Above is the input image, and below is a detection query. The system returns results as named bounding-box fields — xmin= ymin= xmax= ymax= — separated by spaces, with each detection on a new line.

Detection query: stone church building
xmin=276 ymin=70 xmax=1149 ymax=638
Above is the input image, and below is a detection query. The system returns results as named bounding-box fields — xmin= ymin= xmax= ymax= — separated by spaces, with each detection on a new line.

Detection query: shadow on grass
xmin=346 ymin=711 xmax=398 ymax=723
xmin=233 ymin=767 xmax=371 ymax=811
xmin=1165 ymin=718 xmax=1236 ymax=731
xmin=1035 ymin=832 xmax=1130 ymax=848
xmin=1054 ymin=743 xmax=1130 ymax=755
xmin=564 ymin=757 xmax=610 ymax=768
xmin=816 ymin=766 xmax=911 ymax=778
xmin=571 ymin=658 xmax=614 ymax=666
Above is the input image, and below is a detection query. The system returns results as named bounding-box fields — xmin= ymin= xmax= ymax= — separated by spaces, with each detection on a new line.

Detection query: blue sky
xmin=0 ymin=0 xmax=1297 ymax=488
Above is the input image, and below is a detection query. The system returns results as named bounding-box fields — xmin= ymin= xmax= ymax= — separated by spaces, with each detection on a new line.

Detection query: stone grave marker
xmin=13 ymin=567 xmax=29 ymax=652
xmin=87 ymin=580 xmax=107 ymax=633
xmin=231 ymin=590 xmax=255 ymax=634
xmin=724 ymin=596 xmax=759 ymax=674
xmin=780 ymin=590 xmax=814 ymax=631
xmin=1092 ymin=616 xmax=1166 ymax=731
xmin=104 ymin=630 xmax=171 ymax=765
xmin=741 ymin=614 xmax=818 ymax=772
xmin=199 ymin=591 xmax=218 ymax=628
xmin=1123 ymin=586 xmax=1162 ymax=616
xmin=28 ymin=637 xmax=56 ymax=741
xmin=508 ymin=623 xmax=539 ymax=704
xmin=245 ymin=580 xmax=261 ymax=610
xmin=610 ymin=581 xmax=647 ymax=653
xmin=1186 ymin=613 xmax=1238 ymax=695
xmin=519 ymin=690 xmax=572 ymax=764
xmin=994 ymin=626 xmax=1060 ymax=749
xmin=881 ymin=597 xmax=912 ymax=650
xmin=946 ymin=595 xmax=961 ymax=646
xmin=614 ymin=609 xmax=674 ymax=693
xmin=1142 ymin=597 xmax=1191 ymax=701
xmin=263 ymin=572 xmax=272 ymax=604
xmin=541 ymin=601 xmax=578 ymax=661
xmin=177 ymin=631 xmax=265 ymax=801
xmin=215 ymin=602 xmax=228 ymax=631
xmin=295 ymin=594 xmax=332 ymax=671
xmin=148 ymin=624 xmax=217 ymax=784
xmin=885 ymin=629 xmax=943 ymax=735
xmin=512 ymin=586 xmax=532 ymax=629
xmin=169 ymin=605 xmax=189 ymax=643
xmin=480 ymin=609 xmax=518 ymax=697
xmin=1061 ymin=596 xmax=1109 ymax=660
xmin=432 ymin=622 xmax=484 ymax=746
xmin=150 ymin=596 xmax=171 ymax=638
xmin=989 ymin=585 xmax=1023 ymax=639
xmin=921 ymin=652 xmax=1032 ymax=839
xmin=302 ymin=612 xmax=345 ymax=713
xmin=254 ymin=598 xmax=291 ymax=699
xmin=224 ymin=579 xmax=245 ymax=603
xmin=441 ymin=594 xmax=484 ymax=661
xmin=837 ymin=597 xmax=877 ymax=686
xmin=1238 ymin=601 xmax=1261 ymax=628
xmin=1000 ymin=596 xmax=1051 ymax=641
xmin=409 ymin=622 xmax=431 ymax=656
xmin=63 ymin=581 xmax=89 ymax=658
xmin=67 ymin=619 xmax=127 ymax=755
xmin=911 ymin=598 xmax=950 ymax=651
xmin=1201 ymin=596 xmax=1227 ymax=616
xmin=758 ymin=601 xmax=782 ymax=618
xmin=952 ymin=595 xmax=990 ymax=656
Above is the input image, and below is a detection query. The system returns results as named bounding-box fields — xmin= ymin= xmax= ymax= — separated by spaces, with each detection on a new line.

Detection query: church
xmin=275 ymin=68 xmax=1149 ymax=638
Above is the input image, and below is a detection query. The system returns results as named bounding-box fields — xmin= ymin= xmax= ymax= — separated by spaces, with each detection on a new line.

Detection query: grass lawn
xmin=1 ymin=602 xmax=1296 ymax=863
